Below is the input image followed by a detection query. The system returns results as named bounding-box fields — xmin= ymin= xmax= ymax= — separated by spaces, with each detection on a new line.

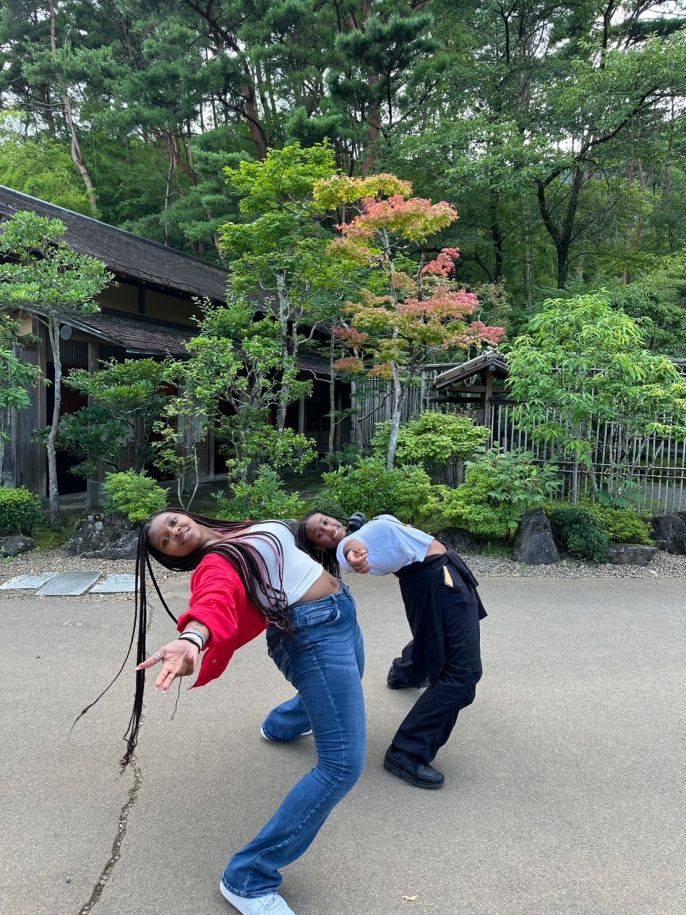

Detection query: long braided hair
xmin=74 ymin=510 xmax=296 ymax=769
xmin=291 ymin=509 xmax=368 ymax=578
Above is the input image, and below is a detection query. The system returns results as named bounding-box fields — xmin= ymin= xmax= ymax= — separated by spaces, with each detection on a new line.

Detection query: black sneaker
xmin=383 ymin=746 xmax=445 ymax=789
xmin=386 ymin=666 xmax=429 ymax=690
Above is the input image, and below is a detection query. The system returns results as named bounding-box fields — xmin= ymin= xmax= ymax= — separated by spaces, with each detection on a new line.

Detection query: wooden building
xmin=0 ymin=186 xmax=336 ymax=497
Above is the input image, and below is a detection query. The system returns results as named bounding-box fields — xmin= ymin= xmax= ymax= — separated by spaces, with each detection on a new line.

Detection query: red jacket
xmin=176 ymin=552 xmax=267 ymax=688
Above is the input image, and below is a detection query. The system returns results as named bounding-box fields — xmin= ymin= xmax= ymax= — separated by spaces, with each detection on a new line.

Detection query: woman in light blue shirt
xmin=297 ymin=512 xmax=487 ymax=791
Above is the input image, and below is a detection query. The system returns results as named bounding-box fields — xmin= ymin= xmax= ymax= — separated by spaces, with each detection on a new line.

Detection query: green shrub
xmin=372 ymin=413 xmax=490 ymax=469
xmin=436 ymin=449 xmax=561 ymax=539
xmin=327 ymin=443 xmax=362 ymax=469
xmin=0 ymin=486 xmax=42 ymax=535
xmin=585 ymin=503 xmax=653 ymax=545
xmin=547 ymin=504 xmax=609 ymax=563
xmin=215 ymin=467 xmax=306 ymax=521
xmin=304 ymin=493 xmax=349 ymax=523
xmin=319 ymin=458 xmax=436 ymax=525
xmin=57 ymin=406 xmax=128 ymax=479
xmin=103 ymin=470 xmax=168 ymax=524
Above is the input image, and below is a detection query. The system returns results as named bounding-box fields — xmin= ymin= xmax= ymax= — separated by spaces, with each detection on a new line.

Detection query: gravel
xmin=1 ymin=545 xmax=685 ymax=589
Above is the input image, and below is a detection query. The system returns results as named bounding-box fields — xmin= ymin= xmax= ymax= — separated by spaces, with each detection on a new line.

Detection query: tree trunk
xmin=350 ymin=379 xmax=360 ymax=446
xmin=0 ymin=418 xmax=6 ymax=484
xmin=490 ymin=190 xmax=503 ymax=280
xmin=46 ymin=317 xmax=62 ymax=529
xmin=386 ymin=362 xmax=403 ymax=469
xmin=48 ymin=0 xmax=98 ymax=215
xmin=275 ymin=273 xmax=291 ymax=433
xmin=537 ymin=166 xmax=584 ymax=289
xmin=556 ymin=241 xmax=570 ymax=289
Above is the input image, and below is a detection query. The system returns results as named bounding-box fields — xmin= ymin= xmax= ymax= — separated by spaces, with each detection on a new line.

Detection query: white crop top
xmin=245 ymin=522 xmax=324 ymax=604
xmin=336 ymin=514 xmax=434 ymax=576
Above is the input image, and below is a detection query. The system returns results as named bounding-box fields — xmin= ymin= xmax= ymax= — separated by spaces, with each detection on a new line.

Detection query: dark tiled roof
xmin=434 ymin=350 xmax=509 ymax=389
xmin=63 ymin=312 xmax=193 ymax=357
xmin=64 ymin=313 xmax=334 ymax=374
xmin=0 ymin=185 xmax=228 ymax=302
xmin=298 ymin=350 xmax=331 ymax=376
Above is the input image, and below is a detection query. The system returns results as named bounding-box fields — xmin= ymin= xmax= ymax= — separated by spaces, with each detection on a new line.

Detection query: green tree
xmin=507 ymin=293 xmax=686 ymax=503
xmin=0 ymin=211 xmax=112 ymax=528
xmin=0 ymin=113 xmax=91 ymax=213
xmin=56 ymin=405 xmax=129 ymax=481
xmin=608 ymin=250 xmax=686 ymax=355
xmin=315 ymin=172 xmax=505 ymax=467
xmin=65 ymin=358 xmax=169 ymax=471
xmin=156 ymin=300 xmax=316 ymax=507
xmin=220 ymin=143 xmax=352 ymax=432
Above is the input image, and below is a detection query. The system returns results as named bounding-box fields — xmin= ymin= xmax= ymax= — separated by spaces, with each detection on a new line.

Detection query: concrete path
xmin=1 ymin=574 xmax=684 ymax=915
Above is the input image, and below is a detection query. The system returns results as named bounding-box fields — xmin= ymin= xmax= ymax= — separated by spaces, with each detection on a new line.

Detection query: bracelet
xmin=182 ymin=628 xmax=206 ymax=647
xmin=178 ymin=631 xmax=204 ymax=652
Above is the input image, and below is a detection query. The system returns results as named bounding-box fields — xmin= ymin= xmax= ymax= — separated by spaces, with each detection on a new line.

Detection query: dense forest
xmin=3 ymin=1 xmax=686 ymax=352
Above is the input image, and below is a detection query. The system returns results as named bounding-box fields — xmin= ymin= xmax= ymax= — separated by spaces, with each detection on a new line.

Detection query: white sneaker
xmin=260 ymin=725 xmax=313 ymax=742
xmin=220 ymin=881 xmax=296 ymax=914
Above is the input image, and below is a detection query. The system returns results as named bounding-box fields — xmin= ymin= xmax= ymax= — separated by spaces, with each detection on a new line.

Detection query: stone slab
xmin=89 ymin=573 xmax=136 ymax=593
xmin=0 ymin=573 xmax=59 ymax=591
xmin=36 ymin=572 xmax=101 ymax=596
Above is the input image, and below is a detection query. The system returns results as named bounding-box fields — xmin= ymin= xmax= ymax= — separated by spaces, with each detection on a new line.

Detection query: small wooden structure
xmin=432 ymin=350 xmax=509 ymax=426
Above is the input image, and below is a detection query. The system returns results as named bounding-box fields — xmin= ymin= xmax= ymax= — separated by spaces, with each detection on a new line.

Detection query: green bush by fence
xmin=547 ymin=505 xmax=609 ymax=563
xmin=585 ymin=504 xmax=654 ymax=545
xmin=320 ymin=458 xmax=435 ymax=525
xmin=0 ymin=487 xmax=42 ymax=536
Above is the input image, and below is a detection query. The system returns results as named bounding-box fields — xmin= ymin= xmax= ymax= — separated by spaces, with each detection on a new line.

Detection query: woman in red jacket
xmin=127 ymin=509 xmax=365 ymax=915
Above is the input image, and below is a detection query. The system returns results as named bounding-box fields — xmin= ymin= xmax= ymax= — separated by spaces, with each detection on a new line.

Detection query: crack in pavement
xmin=76 ymin=759 xmax=142 ymax=914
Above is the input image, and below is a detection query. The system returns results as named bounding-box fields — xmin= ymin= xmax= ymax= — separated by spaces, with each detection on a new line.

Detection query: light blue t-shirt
xmin=336 ymin=514 xmax=433 ymax=576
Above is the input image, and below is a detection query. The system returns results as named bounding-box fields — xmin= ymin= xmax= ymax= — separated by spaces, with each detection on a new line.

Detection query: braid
xmin=76 ymin=509 xmax=298 ymax=770
xmin=292 ymin=510 xmax=342 ymax=577
xmin=142 ymin=510 xmax=294 ymax=631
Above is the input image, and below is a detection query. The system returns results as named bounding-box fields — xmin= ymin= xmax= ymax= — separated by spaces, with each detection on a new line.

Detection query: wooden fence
xmin=351 ymin=376 xmax=686 ymax=513
xmin=490 ymin=400 xmax=686 ymax=514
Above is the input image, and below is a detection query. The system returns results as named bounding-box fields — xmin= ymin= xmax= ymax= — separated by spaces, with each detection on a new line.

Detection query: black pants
xmin=391 ymin=553 xmax=484 ymax=764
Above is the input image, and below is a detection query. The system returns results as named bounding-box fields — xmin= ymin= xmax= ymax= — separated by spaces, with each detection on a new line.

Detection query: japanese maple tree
xmin=314 ymin=175 xmax=505 ymax=467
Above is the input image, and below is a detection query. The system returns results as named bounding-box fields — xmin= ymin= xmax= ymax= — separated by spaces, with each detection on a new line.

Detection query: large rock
xmin=68 ymin=514 xmax=139 ymax=560
xmin=435 ymin=527 xmax=481 ymax=554
xmin=650 ymin=513 xmax=686 ymax=555
xmin=513 ymin=509 xmax=559 ymax=565
xmin=0 ymin=535 xmax=34 ymax=557
xmin=607 ymin=543 xmax=658 ymax=566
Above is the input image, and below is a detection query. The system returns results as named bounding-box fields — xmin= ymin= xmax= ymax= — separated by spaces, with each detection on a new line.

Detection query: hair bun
xmin=347 ymin=512 xmax=367 ymax=533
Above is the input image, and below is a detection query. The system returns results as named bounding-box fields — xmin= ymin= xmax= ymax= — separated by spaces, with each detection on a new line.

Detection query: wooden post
xmin=484 ymin=370 xmax=493 ymax=430
xmin=35 ymin=318 xmax=48 ymax=499
xmin=298 ymin=396 xmax=305 ymax=435
xmin=87 ymin=341 xmax=100 ymax=510
xmin=334 ymin=386 xmax=343 ymax=451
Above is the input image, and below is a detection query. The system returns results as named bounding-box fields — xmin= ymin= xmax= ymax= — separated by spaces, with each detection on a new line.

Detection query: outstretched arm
xmin=137 ymin=619 xmax=210 ymax=692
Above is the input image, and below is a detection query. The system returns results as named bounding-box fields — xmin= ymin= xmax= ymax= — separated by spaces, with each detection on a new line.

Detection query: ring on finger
xmin=153 ymin=652 xmax=163 ymax=662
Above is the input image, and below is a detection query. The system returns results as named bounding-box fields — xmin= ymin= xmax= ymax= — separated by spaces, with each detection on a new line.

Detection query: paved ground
xmin=2 ymin=574 xmax=684 ymax=915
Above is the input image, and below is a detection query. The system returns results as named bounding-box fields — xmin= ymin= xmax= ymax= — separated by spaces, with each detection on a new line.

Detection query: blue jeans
xmin=222 ymin=584 xmax=366 ymax=898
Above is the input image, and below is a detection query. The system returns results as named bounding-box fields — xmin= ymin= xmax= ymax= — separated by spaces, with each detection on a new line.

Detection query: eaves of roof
xmin=434 ymin=350 xmax=509 ymax=389
xmin=0 ymin=185 xmax=228 ymax=303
